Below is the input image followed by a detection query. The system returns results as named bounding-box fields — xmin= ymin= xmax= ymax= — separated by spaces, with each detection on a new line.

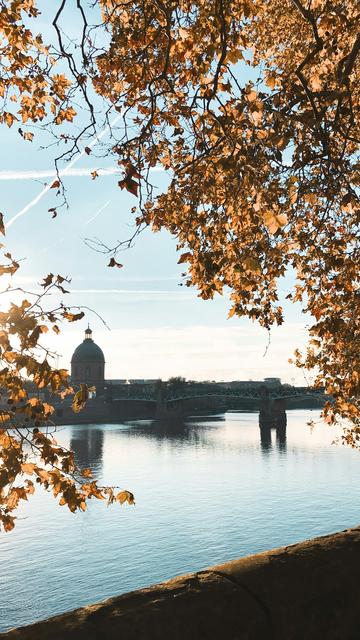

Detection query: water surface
xmin=1 ymin=411 xmax=359 ymax=632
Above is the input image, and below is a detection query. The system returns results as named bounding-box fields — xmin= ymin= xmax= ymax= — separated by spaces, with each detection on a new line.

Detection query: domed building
xmin=71 ymin=326 xmax=105 ymax=390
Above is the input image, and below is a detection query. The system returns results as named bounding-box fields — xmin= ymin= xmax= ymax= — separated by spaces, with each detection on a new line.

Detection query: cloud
xmin=0 ymin=285 xmax=196 ymax=306
xmin=66 ymin=289 xmax=196 ymax=302
xmin=55 ymin=324 xmax=309 ymax=383
xmin=70 ymin=289 xmax=191 ymax=294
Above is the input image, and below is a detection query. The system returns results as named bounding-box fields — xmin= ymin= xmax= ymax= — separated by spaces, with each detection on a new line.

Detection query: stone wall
xmin=53 ymin=397 xmax=156 ymax=424
xmin=2 ymin=526 xmax=360 ymax=639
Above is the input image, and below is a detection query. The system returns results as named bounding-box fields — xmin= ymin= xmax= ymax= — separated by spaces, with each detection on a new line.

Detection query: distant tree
xmin=0 ymin=0 xmax=359 ymax=530
xmin=168 ymin=376 xmax=187 ymax=396
xmin=168 ymin=377 xmax=187 ymax=385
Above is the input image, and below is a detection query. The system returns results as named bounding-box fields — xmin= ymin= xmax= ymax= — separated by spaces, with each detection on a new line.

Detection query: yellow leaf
xmin=265 ymin=73 xmax=276 ymax=90
xmin=246 ymin=90 xmax=257 ymax=102
xmin=21 ymin=462 xmax=37 ymax=474
xmin=276 ymin=213 xmax=288 ymax=227
xmin=116 ymin=490 xmax=135 ymax=505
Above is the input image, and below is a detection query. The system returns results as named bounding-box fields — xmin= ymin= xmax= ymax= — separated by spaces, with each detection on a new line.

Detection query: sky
xmin=0 ymin=3 xmax=311 ymax=384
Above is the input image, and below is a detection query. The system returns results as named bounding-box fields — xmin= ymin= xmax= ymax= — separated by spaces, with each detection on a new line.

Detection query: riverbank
xmin=2 ymin=526 xmax=360 ymax=639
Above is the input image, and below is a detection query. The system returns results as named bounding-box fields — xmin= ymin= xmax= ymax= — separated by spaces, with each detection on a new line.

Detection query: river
xmin=1 ymin=410 xmax=359 ymax=632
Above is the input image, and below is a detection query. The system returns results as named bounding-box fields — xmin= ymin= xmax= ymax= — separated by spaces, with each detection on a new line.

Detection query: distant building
xmin=215 ymin=380 xmax=264 ymax=389
xmin=71 ymin=326 xmax=105 ymax=389
xmin=263 ymin=377 xmax=281 ymax=386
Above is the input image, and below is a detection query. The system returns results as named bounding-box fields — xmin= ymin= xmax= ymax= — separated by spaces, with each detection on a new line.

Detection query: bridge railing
xmin=104 ymin=383 xmax=326 ymax=403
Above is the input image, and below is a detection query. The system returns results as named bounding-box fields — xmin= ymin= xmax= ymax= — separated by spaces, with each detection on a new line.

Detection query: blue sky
xmin=0 ymin=3 xmax=310 ymax=383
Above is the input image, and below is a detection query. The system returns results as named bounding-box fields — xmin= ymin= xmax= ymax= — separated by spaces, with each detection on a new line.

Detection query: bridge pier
xmin=259 ymin=387 xmax=287 ymax=450
xmin=155 ymin=380 xmax=167 ymax=419
xmin=259 ymin=386 xmax=287 ymax=428
xmin=155 ymin=381 xmax=184 ymax=420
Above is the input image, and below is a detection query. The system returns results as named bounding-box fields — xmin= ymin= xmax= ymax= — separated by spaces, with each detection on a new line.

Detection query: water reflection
xmin=125 ymin=415 xmax=225 ymax=447
xmin=259 ymin=424 xmax=272 ymax=452
xmin=68 ymin=415 xmax=288 ymax=472
xmin=126 ymin=413 xmax=288 ymax=456
xmin=70 ymin=426 xmax=104 ymax=470
xmin=259 ymin=423 xmax=287 ymax=453
xmin=276 ymin=425 xmax=287 ymax=452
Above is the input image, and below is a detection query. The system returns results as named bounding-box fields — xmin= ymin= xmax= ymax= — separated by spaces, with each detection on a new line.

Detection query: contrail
xmin=5 ymin=114 xmax=122 ymax=231
xmin=0 ymin=168 xmax=120 ymax=180
xmin=85 ymin=200 xmax=111 ymax=225
xmin=0 ymin=166 xmax=164 ymax=181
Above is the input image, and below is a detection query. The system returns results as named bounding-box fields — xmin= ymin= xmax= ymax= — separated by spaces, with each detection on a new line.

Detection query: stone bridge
xmin=49 ymin=381 xmax=326 ymax=427
xmin=103 ymin=381 xmax=326 ymax=423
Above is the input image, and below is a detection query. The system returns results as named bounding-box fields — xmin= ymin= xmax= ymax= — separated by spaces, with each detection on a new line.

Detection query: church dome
xmin=71 ymin=326 xmax=105 ymax=390
xmin=71 ymin=326 xmax=105 ymax=364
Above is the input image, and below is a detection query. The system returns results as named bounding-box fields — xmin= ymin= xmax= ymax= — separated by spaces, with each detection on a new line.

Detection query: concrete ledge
xmin=2 ymin=527 xmax=360 ymax=639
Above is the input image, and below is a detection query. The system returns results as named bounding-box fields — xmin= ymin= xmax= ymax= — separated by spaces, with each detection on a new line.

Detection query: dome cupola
xmin=71 ymin=326 xmax=105 ymax=389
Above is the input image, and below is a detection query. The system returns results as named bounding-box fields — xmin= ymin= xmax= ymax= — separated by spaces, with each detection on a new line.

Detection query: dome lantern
xmin=85 ymin=325 xmax=93 ymax=341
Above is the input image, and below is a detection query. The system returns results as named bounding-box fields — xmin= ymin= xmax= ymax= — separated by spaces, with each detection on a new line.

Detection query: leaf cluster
xmin=0 ymin=243 xmax=133 ymax=532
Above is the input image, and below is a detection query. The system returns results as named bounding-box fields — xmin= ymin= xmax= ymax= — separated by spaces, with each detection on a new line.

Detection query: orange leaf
xmin=21 ymin=462 xmax=37 ymax=474
xmin=177 ymin=252 xmax=192 ymax=264
xmin=116 ymin=490 xmax=135 ymax=505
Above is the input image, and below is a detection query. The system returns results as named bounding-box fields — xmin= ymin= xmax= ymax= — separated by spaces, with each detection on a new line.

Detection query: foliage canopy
xmin=0 ymin=0 xmax=359 ymax=527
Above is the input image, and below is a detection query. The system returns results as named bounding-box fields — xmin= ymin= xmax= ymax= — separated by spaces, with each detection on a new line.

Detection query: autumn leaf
xmin=246 ymin=90 xmax=257 ymax=102
xmin=21 ymin=463 xmax=37 ymax=474
xmin=265 ymin=73 xmax=277 ymax=90
xmin=177 ymin=252 xmax=192 ymax=264
xmin=243 ymin=257 xmax=261 ymax=273
xmin=41 ymin=273 xmax=54 ymax=288
xmin=116 ymin=490 xmax=135 ymax=505
xmin=0 ymin=213 xmax=4 ymax=236
xmin=18 ymin=128 xmax=34 ymax=142
xmin=108 ymin=257 xmax=123 ymax=268
xmin=3 ymin=516 xmax=15 ymax=532
xmin=118 ymin=178 xmax=139 ymax=197
xmin=4 ymin=112 xmax=17 ymax=128
xmin=81 ymin=468 xmax=93 ymax=478
xmin=35 ymin=468 xmax=50 ymax=482
xmin=62 ymin=311 xmax=85 ymax=322
xmin=72 ymin=383 xmax=89 ymax=413
xmin=263 ymin=211 xmax=287 ymax=234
